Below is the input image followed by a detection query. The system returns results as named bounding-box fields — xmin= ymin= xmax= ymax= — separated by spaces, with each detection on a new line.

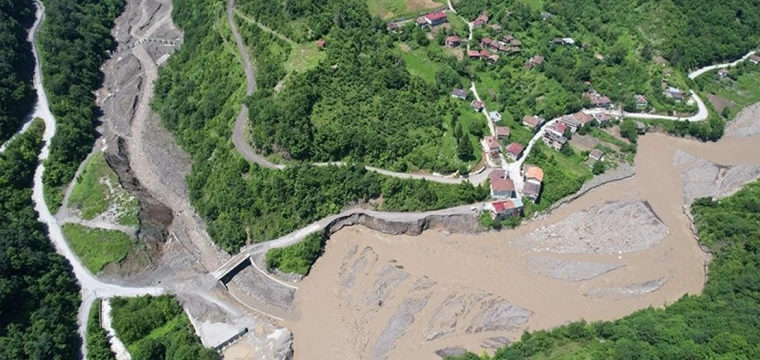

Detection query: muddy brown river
xmin=285 ymin=132 xmax=760 ymax=359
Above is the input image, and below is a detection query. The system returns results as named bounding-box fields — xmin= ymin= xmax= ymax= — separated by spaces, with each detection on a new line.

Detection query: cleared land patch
xmin=62 ymin=223 xmax=138 ymax=273
xmin=368 ymin=0 xmax=443 ymax=20
xmin=67 ymin=151 xmax=139 ymax=225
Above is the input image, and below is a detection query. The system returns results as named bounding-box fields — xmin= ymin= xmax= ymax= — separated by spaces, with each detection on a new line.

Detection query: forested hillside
xmin=0 ymin=0 xmax=35 ymax=144
xmin=449 ymin=180 xmax=760 ymax=359
xmin=153 ymin=0 xmax=487 ymax=252
xmin=0 ymin=120 xmax=81 ymax=360
xmin=38 ymin=0 xmax=123 ymax=208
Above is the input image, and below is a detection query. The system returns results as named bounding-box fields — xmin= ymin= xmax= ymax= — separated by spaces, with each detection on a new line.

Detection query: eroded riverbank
xmin=288 ymin=128 xmax=760 ymax=359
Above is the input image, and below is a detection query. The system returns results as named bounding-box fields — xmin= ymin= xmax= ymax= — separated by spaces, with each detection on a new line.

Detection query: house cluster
xmin=540 ymin=110 xmax=613 ymax=151
xmin=480 ymin=34 xmax=522 ymax=53
xmin=487 ymin=170 xmax=523 ymax=219
xmin=583 ymin=91 xmax=613 ymax=108
xmin=468 ymin=49 xmax=500 ymax=63
xmin=416 ymin=11 xmax=448 ymax=28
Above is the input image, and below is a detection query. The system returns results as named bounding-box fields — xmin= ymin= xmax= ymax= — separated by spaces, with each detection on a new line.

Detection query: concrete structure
xmin=488 ymin=198 xmax=523 ymax=220
xmin=522 ymin=115 xmax=544 ymax=130
xmin=489 ymin=111 xmax=502 ymax=122
xmin=424 ymin=11 xmax=448 ymax=26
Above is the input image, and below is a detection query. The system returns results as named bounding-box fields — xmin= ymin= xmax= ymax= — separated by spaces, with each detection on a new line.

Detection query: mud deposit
xmin=289 ymin=132 xmax=760 ymax=359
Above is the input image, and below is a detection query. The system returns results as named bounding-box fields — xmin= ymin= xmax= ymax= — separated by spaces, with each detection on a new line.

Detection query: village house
xmin=665 ymin=86 xmax=685 ymax=102
xmin=510 ymin=46 xmax=521 ymax=53
xmin=488 ymin=198 xmax=524 ymax=220
xmin=562 ymin=38 xmax=575 ymax=46
xmin=415 ymin=16 xmax=428 ymax=27
xmin=490 ymin=24 xmax=502 ymax=33
xmin=445 ymin=35 xmax=461 ymax=47
xmin=589 ymin=149 xmax=604 ymax=162
xmin=559 ymin=114 xmax=581 ymax=130
xmin=522 ymin=164 xmax=543 ymax=202
xmin=584 ymin=92 xmax=613 ymax=108
xmin=481 ymin=37 xmax=494 ymax=48
xmin=593 ymin=113 xmax=613 ymax=125
xmin=750 ymin=53 xmax=760 ymax=65
xmin=316 ymin=39 xmax=325 ymax=49
xmin=489 ymin=111 xmax=502 ymax=122
xmin=424 ymin=11 xmax=448 ymax=26
xmin=522 ymin=115 xmax=544 ymax=130
xmin=505 ymin=142 xmax=524 ymax=160
xmin=468 ymin=50 xmax=481 ymax=59
xmin=541 ymin=12 xmax=553 ymax=20
xmin=484 ymin=135 xmax=500 ymax=153
xmin=386 ymin=22 xmax=399 ymax=32
xmin=510 ymin=39 xmax=522 ymax=47
xmin=525 ymin=55 xmax=544 ymax=70
xmin=718 ymin=69 xmax=729 ymax=78
xmin=479 ymin=49 xmax=490 ymax=58
xmin=498 ymin=44 xmax=510 ymax=52
xmin=503 ymin=34 xmax=513 ymax=43
xmin=496 ymin=126 xmax=510 ymax=139
xmin=451 ymin=88 xmax=468 ymax=100
xmin=472 ymin=13 xmax=489 ymax=28
xmin=572 ymin=111 xmax=594 ymax=128
xmin=489 ymin=170 xmax=516 ymax=199
xmin=635 ymin=94 xmax=648 ymax=109
xmin=543 ymin=122 xmax=567 ymax=150
xmin=471 ymin=100 xmax=485 ymax=111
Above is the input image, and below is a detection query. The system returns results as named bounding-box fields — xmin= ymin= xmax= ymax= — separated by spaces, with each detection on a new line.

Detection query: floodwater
xmin=288 ymin=132 xmax=760 ymax=359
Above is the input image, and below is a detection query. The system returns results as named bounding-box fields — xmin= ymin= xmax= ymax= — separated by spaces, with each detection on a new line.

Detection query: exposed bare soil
xmin=289 ymin=131 xmax=760 ymax=359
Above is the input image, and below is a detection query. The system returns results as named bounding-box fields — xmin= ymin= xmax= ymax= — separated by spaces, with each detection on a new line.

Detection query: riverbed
xmin=288 ymin=130 xmax=760 ymax=359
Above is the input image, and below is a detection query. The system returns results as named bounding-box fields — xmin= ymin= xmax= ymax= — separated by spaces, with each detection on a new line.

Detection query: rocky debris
xmin=372 ymin=297 xmax=429 ymax=360
xmin=481 ymin=337 xmax=511 ymax=350
xmin=339 ymin=246 xmax=377 ymax=288
xmin=517 ymin=201 xmax=668 ymax=254
xmin=675 ymin=150 xmax=760 ymax=205
xmin=543 ymin=163 xmax=636 ymax=215
xmin=466 ymin=299 xmax=531 ymax=334
xmin=326 ymin=213 xmax=486 ymax=239
xmin=366 ymin=265 xmax=409 ymax=306
xmin=527 ymin=257 xmax=625 ymax=282
xmin=426 ymin=292 xmax=489 ymax=341
xmin=229 ymin=264 xmax=295 ymax=311
xmin=585 ymin=277 xmax=668 ymax=298
xmin=410 ymin=276 xmax=437 ymax=293
xmin=435 ymin=347 xmax=468 ymax=358
xmin=725 ymin=102 xmax=760 ymax=138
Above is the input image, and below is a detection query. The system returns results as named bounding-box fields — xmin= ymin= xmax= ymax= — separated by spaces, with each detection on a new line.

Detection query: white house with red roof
xmin=489 ymin=170 xmax=515 ymax=199
xmin=424 ymin=11 xmax=448 ymax=26
xmin=505 ymin=142 xmax=524 ymax=160
xmin=487 ymin=198 xmax=523 ymax=219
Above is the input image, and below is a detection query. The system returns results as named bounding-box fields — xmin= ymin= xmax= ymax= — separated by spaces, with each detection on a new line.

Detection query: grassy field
xmin=397 ymin=43 xmax=444 ymax=83
xmin=368 ymin=0 xmax=443 ymax=20
xmin=67 ymin=152 xmax=139 ymax=225
xmin=62 ymin=223 xmax=137 ymax=273
xmin=284 ymin=41 xmax=325 ymax=74
xmin=701 ymin=66 xmax=760 ymax=119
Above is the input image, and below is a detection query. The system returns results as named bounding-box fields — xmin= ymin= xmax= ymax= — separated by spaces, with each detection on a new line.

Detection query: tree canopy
xmin=0 ymin=0 xmax=35 ymax=144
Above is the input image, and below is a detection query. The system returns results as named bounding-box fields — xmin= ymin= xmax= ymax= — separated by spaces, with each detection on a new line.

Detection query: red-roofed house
xmin=479 ymin=49 xmax=490 ymax=58
xmin=584 ymin=92 xmax=613 ymax=108
xmin=481 ymin=37 xmax=493 ymax=48
xmin=445 ymin=36 xmax=461 ymax=47
xmin=750 ymin=54 xmax=760 ymax=65
xmin=489 ymin=170 xmax=515 ymax=198
xmin=468 ymin=50 xmax=482 ymax=59
xmin=484 ymin=136 xmax=500 ymax=152
xmin=424 ymin=11 xmax=448 ymax=26
xmin=471 ymin=100 xmax=485 ymax=111
xmin=316 ymin=39 xmax=325 ymax=49
xmin=416 ymin=16 xmax=428 ymax=27
xmin=472 ymin=13 xmax=489 ymax=28
xmin=506 ymin=142 xmax=524 ymax=160
xmin=522 ymin=115 xmax=544 ymax=130
xmin=635 ymin=94 xmax=648 ymax=109
xmin=525 ymin=55 xmax=544 ymax=69
xmin=451 ymin=88 xmax=468 ymax=100
xmin=543 ymin=122 xmax=567 ymax=150
xmin=572 ymin=111 xmax=594 ymax=128
xmin=496 ymin=126 xmax=510 ymax=139
xmin=488 ymin=198 xmax=523 ymax=219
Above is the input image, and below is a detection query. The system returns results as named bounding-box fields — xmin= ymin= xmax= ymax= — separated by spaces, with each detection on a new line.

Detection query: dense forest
xmin=0 ymin=0 xmax=35 ymax=144
xmin=0 ymin=120 xmax=81 ymax=359
xmin=449 ymin=180 xmax=760 ymax=359
xmin=240 ymin=0 xmax=475 ymax=173
xmin=154 ymin=0 xmax=488 ymax=253
xmin=37 ymin=0 xmax=123 ymax=208
xmin=110 ymin=295 xmax=215 ymax=359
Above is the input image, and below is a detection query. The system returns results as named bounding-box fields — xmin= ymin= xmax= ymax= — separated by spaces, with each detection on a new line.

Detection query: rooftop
xmin=496 ymin=126 xmax=510 ymax=137
xmin=425 ymin=11 xmax=447 ymax=21
xmin=524 ymin=165 xmax=544 ymax=182
xmin=506 ymin=142 xmax=524 ymax=155
xmin=490 ymin=170 xmax=515 ymax=192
